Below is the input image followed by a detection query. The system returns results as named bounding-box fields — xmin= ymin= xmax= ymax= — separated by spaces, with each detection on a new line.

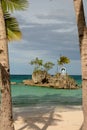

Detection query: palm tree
xmin=0 ymin=0 xmax=28 ymax=130
xmin=57 ymin=56 xmax=70 ymax=73
xmin=30 ymin=57 xmax=43 ymax=72
xmin=73 ymin=0 xmax=87 ymax=129
xmin=5 ymin=12 xmax=22 ymax=41
xmin=43 ymin=62 xmax=54 ymax=72
xmin=58 ymin=56 xmax=70 ymax=66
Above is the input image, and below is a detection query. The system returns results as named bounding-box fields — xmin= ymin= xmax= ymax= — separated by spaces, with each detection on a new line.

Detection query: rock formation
xmin=23 ymin=70 xmax=80 ymax=89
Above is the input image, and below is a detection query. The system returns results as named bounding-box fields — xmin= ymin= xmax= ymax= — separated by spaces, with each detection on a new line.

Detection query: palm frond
xmin=2 ymin=0 xmax=28 ymax=12
xmin=7 ymin=28 xmax=22 ymax=41
xmin=4 ymin=12 xmax=22 ymax=41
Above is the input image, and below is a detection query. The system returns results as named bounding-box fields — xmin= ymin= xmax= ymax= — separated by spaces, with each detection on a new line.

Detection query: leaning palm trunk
xmin=0 ymin=2 xmax=14 ymax=130
xmin=73 ymin=0 xmax=87 ymax=129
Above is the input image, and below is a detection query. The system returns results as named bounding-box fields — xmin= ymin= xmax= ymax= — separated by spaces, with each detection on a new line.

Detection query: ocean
xmin=9 ymin=75 xmax=82 ymax=107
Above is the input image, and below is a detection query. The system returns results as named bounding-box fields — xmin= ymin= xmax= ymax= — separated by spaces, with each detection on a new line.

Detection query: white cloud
xmin=29 ymin=14 xmax=73 ymax=25
xmin=52 ymin=26 xmax=76 ymax=33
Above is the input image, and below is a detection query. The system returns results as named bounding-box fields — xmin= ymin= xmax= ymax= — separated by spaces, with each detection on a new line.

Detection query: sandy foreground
xmin=13 ymin=105 xmax=83 ymax=130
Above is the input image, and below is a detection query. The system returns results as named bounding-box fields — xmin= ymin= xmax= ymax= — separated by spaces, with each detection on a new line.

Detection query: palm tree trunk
xmin=73 ymin=0 xmax=87 ymax=130
xmin=0 ymin=2 xmax=14 ymax=130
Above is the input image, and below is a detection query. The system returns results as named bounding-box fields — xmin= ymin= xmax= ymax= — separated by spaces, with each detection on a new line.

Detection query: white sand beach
xmin=13 ymin=105 xmax=83 ymax=130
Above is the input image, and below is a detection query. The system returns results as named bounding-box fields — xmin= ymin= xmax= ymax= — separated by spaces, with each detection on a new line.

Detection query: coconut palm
xmin=57 ymin=56 xmax=70 ymax=73
xmin=57 ymin=56 xmax=70 ymax=66
xmin=73 ymin=0 xmax=87 ymax=129
xmin=0 ymin=0 xmax=28 ymax=130
xmin=43 ymin=62 xmax=54 ymax=72
xmin=30 ymin=57 xmax=43 ymax=71
xmin=4 ymin=12 xmax=22 ymax=41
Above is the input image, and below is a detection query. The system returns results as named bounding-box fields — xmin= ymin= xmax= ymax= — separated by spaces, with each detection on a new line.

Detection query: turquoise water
xmin=10 ymin=75 xmax=82 ymax=107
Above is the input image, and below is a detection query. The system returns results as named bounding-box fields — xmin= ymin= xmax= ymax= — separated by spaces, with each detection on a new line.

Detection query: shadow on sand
xmin=14 ymin=105 xmax=63 ymax=130
xmin=13 ymin=94 xmax=82 ymax=130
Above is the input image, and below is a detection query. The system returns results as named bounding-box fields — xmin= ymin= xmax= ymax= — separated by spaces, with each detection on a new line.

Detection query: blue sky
xmin=8 ymin=0 xmax=82 ymax=75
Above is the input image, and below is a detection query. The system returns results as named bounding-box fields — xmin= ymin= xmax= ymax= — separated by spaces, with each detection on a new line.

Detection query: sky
xmin=8 ymin=0 xmax=82 ymax=75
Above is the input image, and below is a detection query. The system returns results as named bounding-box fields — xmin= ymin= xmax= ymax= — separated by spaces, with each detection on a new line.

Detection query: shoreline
xmin=13 ymin=105 xmax=83 ymax=130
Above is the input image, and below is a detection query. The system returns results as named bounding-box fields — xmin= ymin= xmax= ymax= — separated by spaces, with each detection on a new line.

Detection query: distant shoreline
xmin=10 ymin=74 xmax=82 ymax=76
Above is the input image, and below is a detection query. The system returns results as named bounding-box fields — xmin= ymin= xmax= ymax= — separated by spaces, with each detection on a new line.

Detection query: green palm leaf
xmin=4 ymin=12 xmax=22 ymax=41
xmin=2 ymin=0 xmax=28 ymax=12
xmin=57 ymin=56 xmax=70 ymax=66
